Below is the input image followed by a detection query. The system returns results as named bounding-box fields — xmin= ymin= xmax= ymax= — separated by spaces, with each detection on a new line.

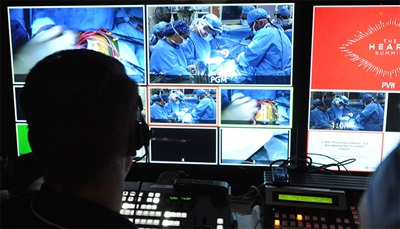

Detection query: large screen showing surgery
xmin=8 ymin=3 xmax=294 ymax=166
xmin=307 ymin=5 xmax=400 ymax=172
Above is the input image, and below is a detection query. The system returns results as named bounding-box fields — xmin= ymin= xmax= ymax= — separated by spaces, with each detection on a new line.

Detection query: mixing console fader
xmin=120 ymin=181 xmax=233 ymax=228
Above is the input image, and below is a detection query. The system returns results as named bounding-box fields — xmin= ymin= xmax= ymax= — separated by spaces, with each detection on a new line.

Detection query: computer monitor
xmin=307 ymin=5 xmax=400 ymax=172
xmin=3 ymin=2 xmax=295 ymax=184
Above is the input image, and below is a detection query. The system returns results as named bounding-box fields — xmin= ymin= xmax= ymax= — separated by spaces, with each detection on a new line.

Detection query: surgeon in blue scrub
xmin=310 ymin=99 xmax=332 ymax=129
xmin=182 ymin=14 xmax=229 ymax=68
xmin=150 ymin=20 xmax=195 ymax=81
xmin=150 ymin=95 xmax=170 ymax=122
xmin=191 ymin=89 xmax=216 ymax=124
xmin=240 ymin=5 xmax=255 ymax=28
xmin=237 ymin=8 xmax=292 ymax=84
xmin=328 ymin=95 xmax=353 ymax=122
xmin=356 ymin=94 xmax=384 ymax=131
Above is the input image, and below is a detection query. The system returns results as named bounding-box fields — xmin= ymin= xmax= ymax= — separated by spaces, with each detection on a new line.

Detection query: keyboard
xmin=120 ymin=181 xmax=232 ymax=228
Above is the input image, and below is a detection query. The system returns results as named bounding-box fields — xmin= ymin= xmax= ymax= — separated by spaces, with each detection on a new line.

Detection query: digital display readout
xmin=278 ymin=194 xmax=333 ymax=204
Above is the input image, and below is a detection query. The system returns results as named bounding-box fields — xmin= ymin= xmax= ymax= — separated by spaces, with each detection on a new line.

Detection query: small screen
xmin=278 ymin=194 xmax=333 ymax=204
xmin=307 ymin=5 xmax=400 ymax=172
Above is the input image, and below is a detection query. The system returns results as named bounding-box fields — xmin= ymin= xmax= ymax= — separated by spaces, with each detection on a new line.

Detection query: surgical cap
xmin=196 ymin=89 xmax=206 ymax=97
xmin=176 ymin=91 xmax=185 ymax=100
xmin=247 ymin=8 xmax=269 ymax=24
xmin=161 ymin=94 xmax=169 ymax=101
xmin=153 ymin=21 xmax=168 ymax=34
xmin=202 ymin=14 xmax=222 ymax=34
xmin=152 ymin=94 xmax=161 ymax=102
xmin=242 ymin=5 xmax=255 ymax=15
xmin=279 ymin=6 xmax=290 ymax=18
xmin=362 ymin=94 xmax=373 ymax=103
xmin=162 ymin=20 xmax=190 ymax=36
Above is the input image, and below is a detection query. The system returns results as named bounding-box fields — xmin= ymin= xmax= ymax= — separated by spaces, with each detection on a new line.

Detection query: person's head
xmin=333 ymin=95 xmax=349 ymax=109
xmin=247 ymin=8 xmax=270 ymax=33
xmin=163 ymin=20 xmax=190 ymax=46
xmin=362 ymin=94 xmax=374 ymax=105
xmin=153 ymin=21 xmax=168 ymax=40
xmin=241 ymin=5 xmax=255 ymax=27
xmin=153 ymin=94 xmax=167 ymax=106
xmin=170 ymin=91 xmax=185 ymax=103
xmin=161 ymin=94 xmax=169 ymax=103
xmin=19 ymin=49 xmax=139 ymax=192
xmin=196 ymin=89 xmax=207 ymax=100
xmin=315 ymin=98 xmax=331 ymax=111
xmin=194 ymin=14 xmax=222 ymax=41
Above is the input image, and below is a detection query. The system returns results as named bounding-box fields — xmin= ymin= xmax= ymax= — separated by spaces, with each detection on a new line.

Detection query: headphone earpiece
xmin=135 ymin=114 xmax=150 ymax=150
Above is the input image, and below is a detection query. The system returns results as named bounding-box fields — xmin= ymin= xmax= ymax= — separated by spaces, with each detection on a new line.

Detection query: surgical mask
xmin=241 ymin=19 xmax=249 ymax=27
xmin=338 ymin=105 xmax=344 ymax=110
xmin=252 ymin=21 xmax=257 ymax=35
xmin=197 ymin=25 xmax=213 ymax=41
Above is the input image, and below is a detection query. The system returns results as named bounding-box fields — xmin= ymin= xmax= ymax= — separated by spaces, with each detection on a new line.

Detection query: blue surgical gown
xmin=310 ymin=107 xmax=332 ymax=129
xmin=181 ymin=31 xmax=211 ymax=66
xmin=356 ymin=103 xmax=384 ymax=131
xmin=150 ymin=103 xmax=169 ymax=121
xmin=192 ymin=97 xmax=216 ymax=123
xmin=238 ymin=24 xmax=291 ymax=78
xmin=150 ymin=38 xmax=190 ymax=77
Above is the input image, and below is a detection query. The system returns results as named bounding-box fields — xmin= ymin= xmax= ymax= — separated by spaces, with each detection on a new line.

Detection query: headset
xmin=135 ymin=95 xmax=151 ymax=151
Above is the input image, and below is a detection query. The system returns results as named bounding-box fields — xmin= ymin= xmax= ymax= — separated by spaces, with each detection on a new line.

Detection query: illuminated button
xmin=146 ymin=219 xmax=153 ymax=225
xmin=142 ymin=210 xmax=149 ymax=216
xmin=321 ymin=224 xmax=327 ymax=229
xmin=297 ymin=214 xmax=303 ymax=221
xmin=306 ymin=222 xmax=311 ymax=228
xmin=164 ymin=211 xmax=172 ymax=218
xmin=344 ymin=218 xmax=350 ymax=224
xmin=128 ymin=218 xmax=133 ymax=222
xmin=123 ymin=191 xmax=128 ymax=196
xmin=134 ymin=219 xmax=140 ymax=224
xmin=140 ymin=218 xmax=146 ymax=224
xmin=290 ymin=214 xmax=295 ymax=220
xmin=129 ymin=191 xmax=135 ymax=196
xmin=217 ymin=225 xmax=224 ymax=229
xmin=153 ymin=197 xmax=160 ymax=204
xmin=121 ymin=203 xmax=135 ymax=209
xmin=298 ymin=222 xmax=304 ymax=227
xmin=155 ymin=193 xmax=161 ymax=198
xmin=155 ymin=211 xmax=162 ymax=217
xmin=336 ymin=218 xmax=342 ymax=223
xmin=153 ymin=219 xmax=160 ymax=225
xmin=274 ymin=213 xmax=280 ymax=218
xmin=329 ymin=225 xmax=335 ymax=229
xmin=136 ymin=210 xmax=143 ymax=216
xmin=182 ymin=212 xmax=188 ymax=218
xmin=146 ymin=197 xmax=153 ymax=203
xmin=314 ymin=223 xmax=320 ymax=228
xmin=274 ymin=219 xmax=280 ymax=227
xmin=128 ymin=197 xmax=134 ymax=202
xmin=305 ymin=215 xmax=310 ymax=221
xmin=217 ymin=218 xmax=224 ymax=224
xmin=313 ymin=216 xmax=318 ymax=221
xmin=148 ymin=192 xmax=154 ymax=197
xmin=122 ymin=196 xmax=126 ymax=202
xmin=137 ymin=197 xmax=142 ymax=202
xmin=139 ymin=192 xmax=143 ymax=197
xmin=320 ymin=217 xmax=326 ymax=222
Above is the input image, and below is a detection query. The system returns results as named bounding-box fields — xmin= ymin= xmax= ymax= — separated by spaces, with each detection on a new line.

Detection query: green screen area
xmin=278 ymin=194 xmax=333 ymax=204
xmin=17 ymin=124 xmax=31 ymax=156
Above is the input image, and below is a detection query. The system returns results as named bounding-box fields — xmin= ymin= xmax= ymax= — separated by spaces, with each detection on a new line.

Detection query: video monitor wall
xmin=307 ymin=5 xmax=400 ymax=172
xmin=8 ymin=3 xmax=295 ymax=167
